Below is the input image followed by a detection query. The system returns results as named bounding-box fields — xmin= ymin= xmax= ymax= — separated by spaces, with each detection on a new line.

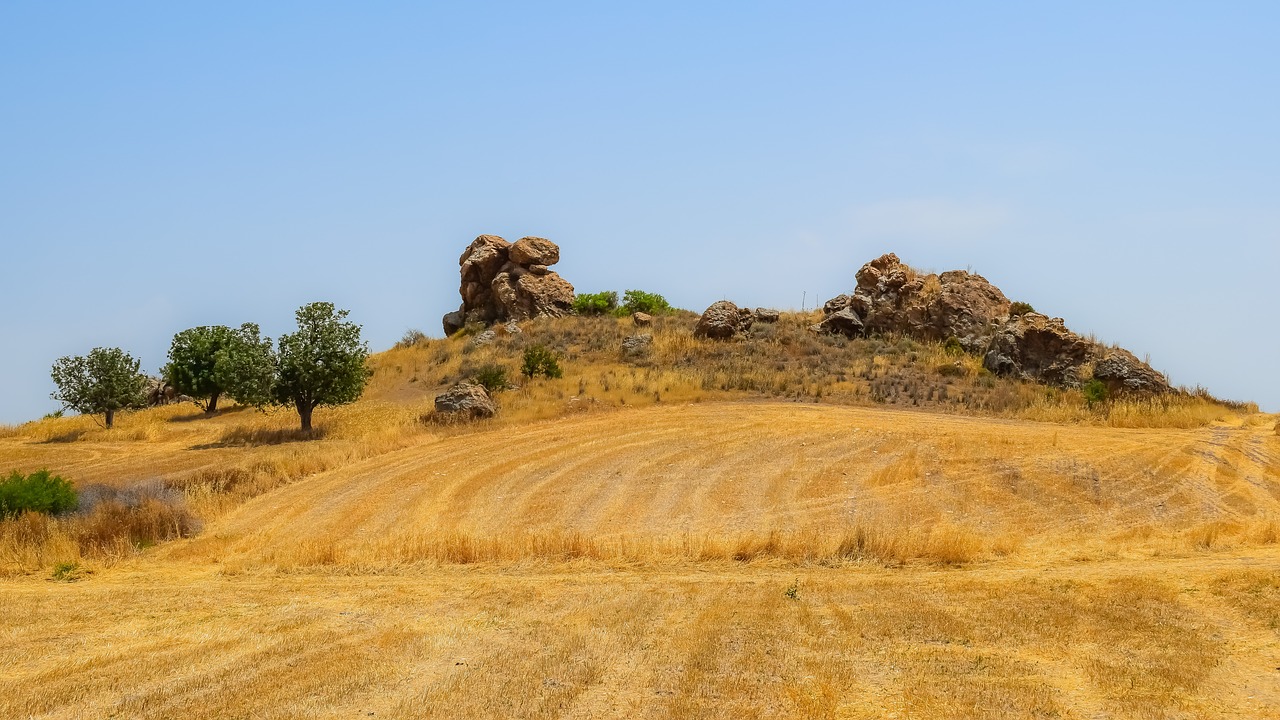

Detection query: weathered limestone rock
xmin=621 ymin=334 xmax=653 ymax=357
xmin=434 ymin=382 xmax=497 ymax=419
xmin=443 ymin=235 xmax=575 ymax=335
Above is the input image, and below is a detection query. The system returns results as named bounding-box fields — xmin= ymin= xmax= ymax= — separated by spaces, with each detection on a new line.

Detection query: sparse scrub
xmin=396 ymin=328 xmax=428 ymax=348
xmin=1009 ymin=300 xmax=1035 ymax=316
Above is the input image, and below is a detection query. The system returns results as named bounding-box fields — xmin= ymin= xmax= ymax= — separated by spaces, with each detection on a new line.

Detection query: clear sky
xmin=2 ymin=2 xmax=1277 ymax=423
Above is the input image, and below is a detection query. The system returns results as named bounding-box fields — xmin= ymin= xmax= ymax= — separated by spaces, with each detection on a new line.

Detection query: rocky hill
xmin=813 ymin=253 xmax=1170 ymax=394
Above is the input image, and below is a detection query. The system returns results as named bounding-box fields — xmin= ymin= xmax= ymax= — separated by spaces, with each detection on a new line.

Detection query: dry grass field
xmin=2 ymin=317 xmax=1278 ymax=719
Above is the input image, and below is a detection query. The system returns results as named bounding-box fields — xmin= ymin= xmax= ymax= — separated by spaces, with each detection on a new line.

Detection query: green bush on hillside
xmin=1009 ymin=301 xmax=1035 ymax=317
xmin=521 ymin=345 xmax=563 ymax=380
xmin=621 ymin=289 xmax=673 ymax=315
xmin=1083 ymin=379 xmax=1108 ymax=407
xmin=471 ymin=364 xmax=510 ymax=393
xmin=0 ymin=469 xmax=78 ymax=517
xmin=572 ymin=291 xmax=619 ymax=316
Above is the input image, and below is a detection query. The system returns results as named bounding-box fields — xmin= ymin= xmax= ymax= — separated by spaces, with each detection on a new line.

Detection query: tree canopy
xmin=50 ymin=347 xmax=146 ymax=428
xmin=163 ymin=324 xmax=274 ymax=412
xmin=273 ymin=302 xmax=371 ymax=431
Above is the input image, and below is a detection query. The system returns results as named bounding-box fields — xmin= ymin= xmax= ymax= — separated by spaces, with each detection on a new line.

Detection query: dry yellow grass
xmin=1 ymin=315 xmax=1276 ymax=718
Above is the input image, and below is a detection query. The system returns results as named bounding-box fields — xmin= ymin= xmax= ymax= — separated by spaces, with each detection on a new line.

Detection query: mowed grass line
xmin=164 ymin=402 xmax=1280 ymax=571
xmin=2 ymin=557 xmax=1278 ymax=719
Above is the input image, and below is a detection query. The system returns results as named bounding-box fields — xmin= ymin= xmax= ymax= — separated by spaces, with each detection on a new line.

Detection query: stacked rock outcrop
xmin=817 ymin=253 xmax=1010 ymax=351
xmin=442 ymin=235 xmax=575 ymax=336
xmin=817 ymin=253 xmax=1170 ymax=394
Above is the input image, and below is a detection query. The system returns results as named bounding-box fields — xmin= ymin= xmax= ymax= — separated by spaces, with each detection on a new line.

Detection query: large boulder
xmin=443 ymin=235 xmax=575 ymax=335
xmin=983 ymin=313 xmax=1170 ymax=393
xmin=621 ymin=334 xmax=653 ymax=357
xmin=840 ymin=253 xmax=1011 ymax=348
xmin=142 ymin=377 xmax=190 ymax=407
xmin=508 ymin=236 xmax=560 ymax=266
xmin=434 ymin=382 xmax=497 ymax=419
xmin=1093 ymin=349 xmax=1168 ymax=393
xmin=816 ymin=308 xmax=864 ymax=338
xmin=694 ymin=301 xmax=753 ymax=340
xmin=753 ymin=308 xmax=780 ymax=323
xmin=983 ymin=313 xmax=1097 ymax=386
xmin=816 ymin=254 xmax=1009 ymax=349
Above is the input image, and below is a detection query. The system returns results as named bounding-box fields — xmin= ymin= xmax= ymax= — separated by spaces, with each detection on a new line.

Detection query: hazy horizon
xmin=2 ymin=3 xmax=1277 ymax=423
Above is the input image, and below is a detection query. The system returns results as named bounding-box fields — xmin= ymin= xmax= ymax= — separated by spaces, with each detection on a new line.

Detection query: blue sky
xmin=2 ymin=2 xmax=1277 ymax=422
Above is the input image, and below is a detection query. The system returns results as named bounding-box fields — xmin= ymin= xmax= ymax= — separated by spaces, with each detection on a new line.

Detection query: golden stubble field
xmin=2 ymin=376 xmax=1279 ymax=717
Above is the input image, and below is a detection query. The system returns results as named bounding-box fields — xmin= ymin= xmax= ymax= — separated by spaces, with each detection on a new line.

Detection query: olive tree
xmin=163 ymin=324 xmax=274 ymax=413
xmin=50 ymin=347 xmax=146 ymax=428
xmin=273 ymin=302 xmax=371 ymax=431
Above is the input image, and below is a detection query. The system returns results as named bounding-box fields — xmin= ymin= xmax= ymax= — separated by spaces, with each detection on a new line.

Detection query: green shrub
xmin=1083 ymin=379 xmax=1109 ymax=407
xmin=572 ymin=291 xmax=619 ymax=316
xmin=521 ymin=345 xmax=563 ymax=380
xmin=0 ymin=469 xmax=78 ymax=517
xmin=620 ymin=289 xmax=673 ymax=315
xmin=50 ymin=561 xmax=87 ymax=582
xmin=471 ymin=364 xmax=510 ymax=393
xmin=1009 ymin=301 xmax=1035 ymax=317
xmin=943 ymin=337 xmax=965 ymax=356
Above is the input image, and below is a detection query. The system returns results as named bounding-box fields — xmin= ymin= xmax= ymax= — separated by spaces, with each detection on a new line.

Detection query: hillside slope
xmin=1 ymin=400 xmax=1279 ymax=719
xmin=2 ymin=314 xmax=1277 ymax=719
xmin=169 ymin=402 xmax=1280 ymax=570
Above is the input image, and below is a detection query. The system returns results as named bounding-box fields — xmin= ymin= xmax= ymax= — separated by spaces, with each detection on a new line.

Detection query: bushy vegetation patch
xmin=1083 ymin=379 xmax=1109 ymax=407
xmin=471 ymin=364 xmax=510 ymax=393
xmin=572 ymin=291 xmax=619 ymax=316
xmin=521 ymin=345 xmax=564 ymax=379
xmin=1009 ymin=301 xmax=1036 ymax=317
xmin=621 ymin=289 xmax=673 ymax=315
xmin=0 ymin=470 xmax=77 ymax=518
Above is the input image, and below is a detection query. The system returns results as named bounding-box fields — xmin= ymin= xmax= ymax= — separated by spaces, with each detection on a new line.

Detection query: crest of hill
xmin=813 ymin=253 xmax=1170 ymax=396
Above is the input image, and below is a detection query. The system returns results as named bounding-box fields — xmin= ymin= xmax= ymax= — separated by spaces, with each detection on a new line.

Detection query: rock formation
xmin=818 ymin=253 xmax=1009 ymax=350
xmin=753 ymin=308 xmax=780 ymax=323
xmin=434 ymin=382 xmax=497 ymax=419
xmin=143 ymin=377 xmax=192 ymax=407
xmin=632 ymin=312 xmax=653 ymax=327
xmin=443 ymin=235 xmax=575 ymax=336
xmin=817 ymin=253 xmax=1170 ymax=394
xmin=982 ymin=313 xmax=1097 ymax=386
xmin=694 ymin=301 xmax=754 ymax=340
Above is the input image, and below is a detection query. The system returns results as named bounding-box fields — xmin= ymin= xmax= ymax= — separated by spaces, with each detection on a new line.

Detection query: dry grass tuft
xmin=0 ymin=481 xmax=200 ymax=575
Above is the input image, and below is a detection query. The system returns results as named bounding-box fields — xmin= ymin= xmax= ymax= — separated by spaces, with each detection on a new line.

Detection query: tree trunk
xmin=105 ymin=409 xmax=115 ymax=429
xmin=207 ymin=392 xmax=220 ymax=414
xmin=297 ymin=401 xmax=313 ymax=432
